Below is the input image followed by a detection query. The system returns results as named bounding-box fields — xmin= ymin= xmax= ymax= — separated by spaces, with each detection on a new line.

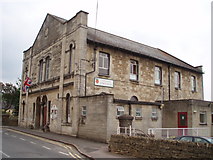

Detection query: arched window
xmin=66 ymin=93 xmax=71 ymax=123
xmin=45 ymin=56 xmax=50 ymax=81
xmin=38 ymin=59 xmax=43 ymax=82
xmin=69 ymin=44 xmax=73 ymax=74
xmin=130 ymin=96 xmax=138 ymax=101
xmin=22 ymin=101 xmax=25 ymax=120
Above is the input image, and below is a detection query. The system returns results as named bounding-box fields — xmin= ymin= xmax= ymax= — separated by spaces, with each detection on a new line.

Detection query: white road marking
xmin=75 ymin=153 xmax=81 ymax=158
xmin=5 ymin=133 xmax=8 ymax=135
xmin=11 ymin=135 xmax=17 ymax=138
xmin=19 ymin=138 xmax=26 ymax=141
xmin=59 ymin=151 xmax=69 ymax=156
xmin=42 ymin=146 xmax=51 ymax=150
xmin=0 ymin=150 xmax=10 ymax=158
xmin=30 ymin=141 xmax=36 ymax=144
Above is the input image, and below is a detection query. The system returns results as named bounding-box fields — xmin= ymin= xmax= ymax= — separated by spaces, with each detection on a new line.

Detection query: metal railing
xmin=117 ymin=126 xmax=150 ymax=137
xmin=148 ymin=128 xmax=209 ymax=139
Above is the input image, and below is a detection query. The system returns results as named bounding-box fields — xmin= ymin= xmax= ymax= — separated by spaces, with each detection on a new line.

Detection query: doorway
xmin=178 ymin=112 xmax=188 ymax=135
xmin=35 ymin=97 xmax=41 ymax=128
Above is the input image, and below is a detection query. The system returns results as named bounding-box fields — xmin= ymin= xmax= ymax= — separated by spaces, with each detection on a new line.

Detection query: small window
xmin=200 ymin=111 xmax=207 ymax=124
xmin=99 ymin=52 xmax=109 ymax=75
xmin=117 ymin=106 xmax=124 ymax=117
xmin=151 ymin=107 xmax=158 ymax=120
xmin=81 ymin=106 xmax=87 ymax=117
xmin=130 ymin=60 xmax=138 ymax=81
xmin=174 ymin=71 xmax=181 ymax=89
xmin=155 ymin=66 xmax=162 ymax=85
xmin=136 ymin=108 xmax=142 ymax=117
xmin=191 ymin=76 xmax=196 ymax=92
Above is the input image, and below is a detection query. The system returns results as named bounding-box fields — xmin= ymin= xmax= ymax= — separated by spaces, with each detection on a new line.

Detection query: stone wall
xmin=109 ymin=135 xmax=213 ymax=158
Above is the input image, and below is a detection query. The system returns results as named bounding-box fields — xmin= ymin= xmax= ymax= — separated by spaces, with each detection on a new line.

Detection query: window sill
xmin=135 ymin=117 xmax=142 ymax=120
xmin=130 ymin=79 xmax=139 ymax=83
xmin=61 ymin=122 xmax=72 ymax=126
xmin=154 ymin=84 xmax=162 ymax=87
xmin=199 ymin=123 xmax=207 ymax=125
xmin=98 ymin=74 xmax=110 ymax=77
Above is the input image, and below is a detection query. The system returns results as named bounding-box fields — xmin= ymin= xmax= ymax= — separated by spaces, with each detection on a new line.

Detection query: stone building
xmin=19 ymin=11 xmax=212 ymax=142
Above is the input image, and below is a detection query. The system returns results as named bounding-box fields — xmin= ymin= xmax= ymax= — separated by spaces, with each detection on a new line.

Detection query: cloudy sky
xmin=0 ymin=0 xmax=212 ymax=100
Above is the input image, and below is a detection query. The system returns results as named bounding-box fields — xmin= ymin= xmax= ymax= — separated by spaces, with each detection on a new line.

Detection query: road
xmin=1 ymin=128 xmax=87 ymax=159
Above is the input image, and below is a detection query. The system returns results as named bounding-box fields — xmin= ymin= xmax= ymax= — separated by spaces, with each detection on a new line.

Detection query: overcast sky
xmin=0 ymin=0 xmax=212 ymax=101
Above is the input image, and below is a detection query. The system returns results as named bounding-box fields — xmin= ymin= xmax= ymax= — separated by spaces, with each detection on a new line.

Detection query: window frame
xmin=130 ymin=60 xmax=139 ymax=81
xmin=81 ymin=106 xmax=87 ymax=117
xmin=44 ymin=56 xmax=50 ymax=81
xmin=174 ymin=71 xmax=181 ymax=89
xmin=38 ymin=59 xmax=44 ymax=83
xmin=135 ymin=108 xmax=142 ymax=117
xmin=199 ymin=111 xmax=207 ymax=125
xmin=99 ymin=52 xmax=110 ymax=76
xmin=154 ymin=66 xmax=162 ymax=85
xmin=191 ymin=75 xmax=196 ymax=92
xmin=117 ymin=106 xmax=124 ymax=117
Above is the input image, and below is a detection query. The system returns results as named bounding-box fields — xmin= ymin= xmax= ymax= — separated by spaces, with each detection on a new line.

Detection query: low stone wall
xmin=108 ymin=135 xmax=213 ymax=158
xmin=2 ymin=114 xmax=18 ymax=126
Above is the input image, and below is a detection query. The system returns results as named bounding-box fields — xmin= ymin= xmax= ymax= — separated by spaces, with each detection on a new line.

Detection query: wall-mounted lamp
xmin=193 ymin=110 xmax=197 ymax=113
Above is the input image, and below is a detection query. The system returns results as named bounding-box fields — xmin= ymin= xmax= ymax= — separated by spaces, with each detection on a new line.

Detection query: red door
xmin=178 ymin=112 xmax=188 ymax=136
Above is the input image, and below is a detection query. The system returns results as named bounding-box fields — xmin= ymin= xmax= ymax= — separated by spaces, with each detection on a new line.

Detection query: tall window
xmin=200 ymin=111 xmax=207 ymax=124
xmin=45 ymin=56 xmax=50 ymax=81
xmin=155 ymin=66 xmax=162 ymax=85
xmin=130 ymin=60 xmax=138 ymax=81
xmin=22 ymin=101 xmax=25 ymax=120
xmin=191 ymin=76 xmax=196 ymax=92
xmin=174 ymin=71 xmax=181 ymax=89
xmin=211 ymin=112 xmax=213 ymax=124
xmin=99 ymin=52 xmax=109 ymax=75
xmin=69 ymin=44 xmax=73 ymax=74
xmin=32 ymin=103 xmax=35 ymax=122
xmin=39 ymin=59 xmax=43 ymax=82
xmin=66 ymin=93 xmax=71 ymax=123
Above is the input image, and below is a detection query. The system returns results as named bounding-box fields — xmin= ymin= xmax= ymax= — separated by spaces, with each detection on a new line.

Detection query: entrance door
xmin=43 ymin=106 xmax=47 ymax=126
xmin=178 ymin=112 xmax=188 ymax=136
xmin=35 ymin=97 xmax=41 ymax=129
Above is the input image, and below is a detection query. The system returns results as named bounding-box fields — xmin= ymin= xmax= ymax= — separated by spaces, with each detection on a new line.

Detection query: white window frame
xmin=191 ymin=76 xmax=196 ymax=92
xmin=135 ymin=108 xmax=142 ymax=117
xmin=81 ymin=106 xmax=87 ymax=117
xmin=200 ymin=111 xmax=207 ymax=124
xmin=99 ymin=52 xmax=109 ymax=75
xmin=154 ymin=66 xmax=162 ymax=85
xmin=151 ymin=107 xmax=158 ymax=119
xmin=117 ymin=106 xmax=124 ymax=117
xmin=174 ymin=71 xmax=181 ymax=89
xmin=130 ymin=60 xmax=138 ymax=81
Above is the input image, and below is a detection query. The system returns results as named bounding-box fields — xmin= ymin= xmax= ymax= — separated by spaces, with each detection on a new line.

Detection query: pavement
xmin=2 ymin=126 xmax=132 ymax=159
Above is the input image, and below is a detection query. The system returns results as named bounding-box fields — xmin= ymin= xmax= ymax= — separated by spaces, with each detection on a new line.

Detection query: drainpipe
xmin=84 ymin=47 xmax=97 ymax=96
xmin=168 ymin=65 xmax=171 ymax=100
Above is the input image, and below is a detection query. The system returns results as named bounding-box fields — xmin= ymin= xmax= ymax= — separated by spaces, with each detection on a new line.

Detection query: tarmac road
xmin=1 ymin=128 xmax=87 ymax=159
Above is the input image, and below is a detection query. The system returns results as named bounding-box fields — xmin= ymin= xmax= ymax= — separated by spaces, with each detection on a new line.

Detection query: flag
xmin=23 ymin=77 xmax=32 ymax=92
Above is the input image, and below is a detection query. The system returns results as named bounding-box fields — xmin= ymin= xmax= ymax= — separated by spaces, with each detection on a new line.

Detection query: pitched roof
xmin=87 ymin=27 xmax=203 ymax=74
xmin=48 ymin=14 xmax=67 ymax=23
